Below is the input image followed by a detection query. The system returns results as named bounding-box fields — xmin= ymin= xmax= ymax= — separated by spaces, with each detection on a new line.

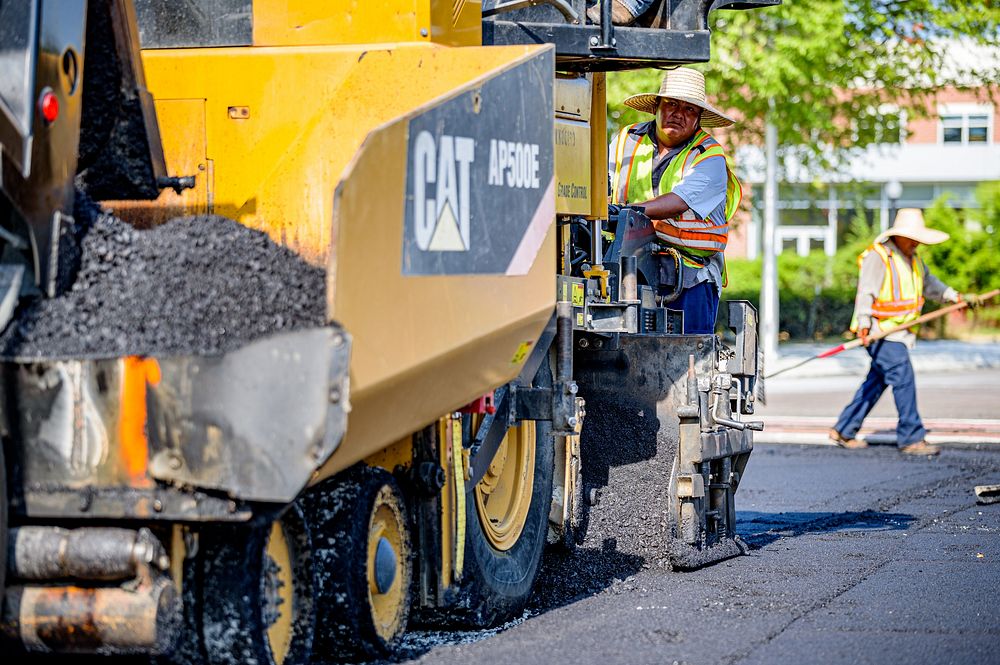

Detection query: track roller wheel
xmin=303 ymin=465 xmax=412 ymax=660
xmin=198 ymin=505 xmax=315 ymax=665
xmin=450 ymin=416 xmax=554 ymax=627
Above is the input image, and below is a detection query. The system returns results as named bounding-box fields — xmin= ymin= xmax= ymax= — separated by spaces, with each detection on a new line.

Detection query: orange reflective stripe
xmin=680 ymin=130 xmax=710 ymax=172
xmin=654 ymin=198 xmax=729 ymax=252
xmin=681 ymin=146 xmax=697 ymax=172
xmin=691 ymin=153 xmax=727 ymax=168
xmin=872 ymin=303 xmax=922 ymax=316
xmin=873 ymin=298 xmax=923 ymax=308
xmin=693 ymin=141 xmax=723 ymax=157
xmin=653 ymin=221 xmax=728 ymax=249
xmin=872 ymin=296 xmax=924 ymax=314
xmin=670 ymin=218 xmax=728 ymax=230
xmin=653 ymin=221 xmax=728 ymax=239
xmin=655 ymin=237 xmax=727 ymax=252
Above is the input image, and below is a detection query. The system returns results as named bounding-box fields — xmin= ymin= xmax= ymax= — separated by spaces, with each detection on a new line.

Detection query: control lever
xmin=710 ymin=375 xmax=764 ymax=431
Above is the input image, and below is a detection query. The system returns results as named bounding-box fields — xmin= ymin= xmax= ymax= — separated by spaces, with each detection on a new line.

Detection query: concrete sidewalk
xmin=755 ymin=341 xmax=1000 ymax=446
xmin=765 ymin=339 xmax=1000 ymax=379
xmin=756 ymin=416 xmax=1000 ymax=447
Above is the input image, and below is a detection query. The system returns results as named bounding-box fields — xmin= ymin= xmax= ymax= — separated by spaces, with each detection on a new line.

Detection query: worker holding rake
xmin=829 ymin=208 xmax=984 ymax=457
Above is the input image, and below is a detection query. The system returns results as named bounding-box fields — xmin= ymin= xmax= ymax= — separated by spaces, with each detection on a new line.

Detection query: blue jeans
xmin=673 ymin=281 xmax=719 ymax=334
xmin=833 ymin=340 xmax=926 ymax=447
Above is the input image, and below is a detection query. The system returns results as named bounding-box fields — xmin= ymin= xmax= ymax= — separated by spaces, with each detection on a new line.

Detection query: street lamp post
xmin=885 ymin=179 xmax=903 ymax=229
xmin=761 ymin=116 xmax=780 ymax=366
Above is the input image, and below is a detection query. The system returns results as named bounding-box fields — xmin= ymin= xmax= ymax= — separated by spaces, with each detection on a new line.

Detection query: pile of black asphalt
xmin=370 ymin=397 xmax=696 ymax=664
xmin=530 ymin=395 xmax=678 ymax=612
xmin=0 ymin=193 xmax=326 ymax=358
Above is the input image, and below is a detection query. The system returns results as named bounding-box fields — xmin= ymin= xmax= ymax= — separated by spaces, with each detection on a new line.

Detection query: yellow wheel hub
xmin=474 ymin=421 xmax=536 ymax=551
xmin=367 ymin=487 xmax=409 ymax=642
xmin=263 ymin=520 xmax=294 ymax=665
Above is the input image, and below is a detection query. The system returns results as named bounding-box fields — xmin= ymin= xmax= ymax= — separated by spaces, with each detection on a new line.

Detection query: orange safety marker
xmin=118 ymin=356 xmax=161 ymax=485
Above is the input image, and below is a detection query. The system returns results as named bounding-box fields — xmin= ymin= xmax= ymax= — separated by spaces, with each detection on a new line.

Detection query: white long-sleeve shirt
xmin=853 ymin=238 xmax=958 ymax=348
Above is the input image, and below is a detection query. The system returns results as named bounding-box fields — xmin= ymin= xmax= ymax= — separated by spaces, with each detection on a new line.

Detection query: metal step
xmin=483 ymin=0 xmax=780 ymax=71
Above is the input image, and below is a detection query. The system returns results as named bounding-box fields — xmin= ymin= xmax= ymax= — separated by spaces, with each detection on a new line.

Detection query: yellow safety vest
xmin=609 ymin=124 xmax=742 ymax=261
xmin=850 ymin=242 xmax=926 ymax=332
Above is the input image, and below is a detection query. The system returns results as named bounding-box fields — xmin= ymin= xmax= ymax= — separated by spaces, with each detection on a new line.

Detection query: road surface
xmin=382 ymin=443 xmax=1000 ymax=665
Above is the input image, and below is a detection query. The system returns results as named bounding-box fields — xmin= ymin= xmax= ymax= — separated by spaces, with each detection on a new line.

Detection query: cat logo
xmin=412 ymin=130 xmax=475 ymax=252
xmin=401 ymin=51 xmax=554 ymax=276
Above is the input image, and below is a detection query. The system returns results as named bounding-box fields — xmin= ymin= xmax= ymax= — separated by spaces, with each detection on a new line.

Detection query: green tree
xmin=827 ymin=207 xmax=874 ymax=285
xmin=608 ymin=1 xmax=1000 ymax=169
xmin=922 ymin=182 xmax=1000 ymax=294
xmin=611 ymin=4 xmax=1000 ymax=338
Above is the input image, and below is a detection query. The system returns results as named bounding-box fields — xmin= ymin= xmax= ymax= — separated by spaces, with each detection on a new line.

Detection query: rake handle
xmin=847 ymin=288 xmax=1000 ymax=350
xmin=763 ymin=289 xmax=999 ymax=379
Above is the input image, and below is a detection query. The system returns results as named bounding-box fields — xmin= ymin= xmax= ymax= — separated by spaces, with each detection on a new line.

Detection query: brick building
xmin=729 ymin=44 xmax=1000 ymax=259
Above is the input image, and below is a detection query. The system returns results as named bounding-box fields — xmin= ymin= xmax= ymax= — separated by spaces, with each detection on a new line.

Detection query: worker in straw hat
xmin=829 ymin=208 xmax=984 ymax=456
xmin=608 ymin=67 xmax=742 ymax=333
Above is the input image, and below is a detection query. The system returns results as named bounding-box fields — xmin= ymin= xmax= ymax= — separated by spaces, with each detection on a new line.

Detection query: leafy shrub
xmin=723 ymin=253 xmax=856 ymax=339
xmin=721 ymin=181 xmax=1000 ymax=339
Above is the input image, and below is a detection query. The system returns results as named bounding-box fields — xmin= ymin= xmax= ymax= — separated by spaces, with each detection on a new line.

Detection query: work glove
xmin=858 ymin=327 xmax=871 ymax=347
xmin=961 ymin=293 xmax=985 ymax=309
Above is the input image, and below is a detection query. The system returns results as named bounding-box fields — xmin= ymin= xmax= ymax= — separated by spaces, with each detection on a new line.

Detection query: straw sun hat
xmin=876 ymin=208 xmax=950 ymax=245
xmin=623 ymin=67 xmax=736 ymax=128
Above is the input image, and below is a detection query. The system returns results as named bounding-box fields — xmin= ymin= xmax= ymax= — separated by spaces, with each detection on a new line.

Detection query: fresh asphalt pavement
xmin=387 ymin=444 xmax=1000 ymax=665
xmin=380 ymin=343 xmax=1000 ymax=665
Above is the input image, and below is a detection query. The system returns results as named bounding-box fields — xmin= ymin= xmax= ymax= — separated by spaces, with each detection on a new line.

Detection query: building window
xmin=968 ymin=115 xmax=990 ymax=143
xmin=939 ymin=105 xmax=992 ymax=145
xmin=941 ymin=116 xmax=964 ymax=143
